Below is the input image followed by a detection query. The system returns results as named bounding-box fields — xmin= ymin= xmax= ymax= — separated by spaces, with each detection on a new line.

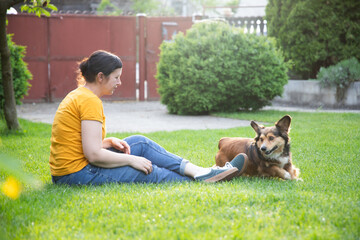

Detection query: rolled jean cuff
xmin=180 ymin=159 xmax=189 ymax=176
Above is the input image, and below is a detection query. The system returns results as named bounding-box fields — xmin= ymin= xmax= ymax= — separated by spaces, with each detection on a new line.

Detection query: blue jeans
xmin=52 ymin=135 xmax=192 ymax=185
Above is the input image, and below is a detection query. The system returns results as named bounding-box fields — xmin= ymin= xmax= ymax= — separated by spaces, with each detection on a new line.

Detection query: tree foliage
xmin=97 ymin=0 xmax=175 ymax=16
xmin=20 ymin=0 xmax=57 ymax=17
xmin=0 ymin=34 xmax=32 ymax=109
xmin=266 ymin=0 xmax=360 ymax=79
xmin=97 ymin=0 xmax=241 ymax=16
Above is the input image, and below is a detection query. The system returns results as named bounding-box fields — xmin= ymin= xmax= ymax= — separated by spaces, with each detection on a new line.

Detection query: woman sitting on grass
xmin=49 ymin=50 xmax=248 ymax=185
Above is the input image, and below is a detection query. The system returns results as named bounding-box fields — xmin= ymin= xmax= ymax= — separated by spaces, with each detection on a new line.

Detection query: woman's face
xmin=102 ymin=68 xmax=122 ymax=95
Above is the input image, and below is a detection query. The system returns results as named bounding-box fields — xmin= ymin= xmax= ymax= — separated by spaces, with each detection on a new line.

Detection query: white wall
xmin=272 ymin=80 xmax=360 ymax=109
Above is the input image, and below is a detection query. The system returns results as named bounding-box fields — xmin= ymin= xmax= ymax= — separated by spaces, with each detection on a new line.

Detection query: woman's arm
xmin=81 ymin=120 xmax=152 ymax=174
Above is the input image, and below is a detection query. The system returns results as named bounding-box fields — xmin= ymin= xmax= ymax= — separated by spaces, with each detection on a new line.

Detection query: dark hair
xmin=78 ymin=50 xmax=122 ymax=84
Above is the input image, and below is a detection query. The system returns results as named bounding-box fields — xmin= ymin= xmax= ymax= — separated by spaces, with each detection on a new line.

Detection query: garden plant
xmin=0 ymin=34 xmax=32 ymax=113
xmin=316 ymin=57 xmax=360 ymax=103
xmin=0 ymin=111 xmax=359 ymax=239
xmin=156 ymin=21 xmax=288 ymax=115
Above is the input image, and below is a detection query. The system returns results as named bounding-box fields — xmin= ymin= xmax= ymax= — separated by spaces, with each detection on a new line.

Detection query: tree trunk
xmin=0 ymin=4 xmax=20 ymax=130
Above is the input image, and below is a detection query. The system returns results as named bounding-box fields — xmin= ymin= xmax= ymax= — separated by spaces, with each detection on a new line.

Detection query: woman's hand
xmin=130 ymin=156 xmax=153 ymax=175
xmin=103 ymin=137 xmax=131 ymax=154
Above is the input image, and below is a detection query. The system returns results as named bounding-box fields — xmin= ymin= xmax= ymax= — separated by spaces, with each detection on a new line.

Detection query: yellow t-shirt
xmin=49 ymin=87 xmax=106 ymax=176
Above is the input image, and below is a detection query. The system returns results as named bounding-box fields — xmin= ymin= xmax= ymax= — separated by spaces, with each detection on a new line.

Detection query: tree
xmin=97 ymin=0 xmax=176 ymax=16
xmin=0 ymin=0 xmax=56 ymax=130
xmin=266 ymin=0 xmax=360 ymax=79
xmin=97 ymin=0 xmax=240 ymax=16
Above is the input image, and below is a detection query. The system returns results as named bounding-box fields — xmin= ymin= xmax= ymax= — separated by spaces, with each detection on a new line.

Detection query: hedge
xmin=156 ymin=21 xmax=288 ymax=115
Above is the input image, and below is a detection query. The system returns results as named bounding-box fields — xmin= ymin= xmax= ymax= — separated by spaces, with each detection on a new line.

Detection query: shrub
xmin=266 ymin=0 xmax=360 ymax=79
xmin=0 ymin=34 xmax=32 ymax=110
xmin=317 ymin=57 xmax=360 ymax=102
xmin=156 ymin=21 xmax=288 ymax=115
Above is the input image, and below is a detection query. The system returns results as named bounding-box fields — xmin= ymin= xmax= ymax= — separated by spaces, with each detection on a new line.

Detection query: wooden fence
xmin=7 ymin=14 xmax=264 ymax=102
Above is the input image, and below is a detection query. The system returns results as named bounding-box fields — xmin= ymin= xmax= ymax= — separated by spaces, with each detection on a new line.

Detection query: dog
xmin=215 ymin=115 xmax=300 ymax=180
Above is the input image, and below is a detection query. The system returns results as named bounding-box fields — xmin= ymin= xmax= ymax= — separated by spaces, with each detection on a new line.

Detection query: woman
xmin=49 ymin=50 xmax=248 ymax=185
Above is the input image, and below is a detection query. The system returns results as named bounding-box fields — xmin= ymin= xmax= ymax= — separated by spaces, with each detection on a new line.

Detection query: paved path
xmin=16 ymin=101 xmax=360 ymax=133
xmin=16 ymin=101 xmax=252 ymax=133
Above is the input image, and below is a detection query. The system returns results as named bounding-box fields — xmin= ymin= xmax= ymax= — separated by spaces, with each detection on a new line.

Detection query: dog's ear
xmin=276 ymin=115 xmax=292 ymax=134
xmin=251 ymin=121 xmax=261 ymax=135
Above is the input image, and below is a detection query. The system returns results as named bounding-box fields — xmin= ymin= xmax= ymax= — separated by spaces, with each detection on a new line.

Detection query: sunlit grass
xmin=0 ymin=111 xmax=359 ymax=239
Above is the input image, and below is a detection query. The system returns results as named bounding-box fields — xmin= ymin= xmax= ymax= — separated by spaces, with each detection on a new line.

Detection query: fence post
xmin=137 ymin=14 xmax=146 ymax=101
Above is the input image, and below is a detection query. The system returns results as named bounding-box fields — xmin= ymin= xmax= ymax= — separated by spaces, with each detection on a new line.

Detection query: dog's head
xmin=251 ymin=115 xmax=291 ymax=158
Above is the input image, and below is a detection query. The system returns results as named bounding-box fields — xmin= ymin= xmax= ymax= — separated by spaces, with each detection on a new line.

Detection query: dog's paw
xmin=284 ymin=171 xmax=291 ymax=180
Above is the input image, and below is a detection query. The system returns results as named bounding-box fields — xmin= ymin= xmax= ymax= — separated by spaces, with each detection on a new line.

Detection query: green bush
xmin=156 ymin=21 xmax=288 ymax=115
xmin=317 ymin=57 xmax=360 ymax=102
xmin=0 ymin=34 xmax=32 ymax=110
xmin=266 ymin=0 xmax=360 ymax=79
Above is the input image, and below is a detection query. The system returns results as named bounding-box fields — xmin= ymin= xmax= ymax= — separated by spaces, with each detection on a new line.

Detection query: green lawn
xmin=0 ymin=111 xmax=359 ymax=239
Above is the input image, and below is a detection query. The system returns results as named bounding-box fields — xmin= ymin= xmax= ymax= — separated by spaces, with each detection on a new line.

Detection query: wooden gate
xmin=138 ymin=16 xmax=193 ymax=100
xmin=7 ymin=14 xmax=138 ymax=102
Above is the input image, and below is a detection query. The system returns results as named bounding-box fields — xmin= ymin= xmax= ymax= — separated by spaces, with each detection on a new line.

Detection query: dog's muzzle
xmin=261 ymin=145 xmax=278 ymax=155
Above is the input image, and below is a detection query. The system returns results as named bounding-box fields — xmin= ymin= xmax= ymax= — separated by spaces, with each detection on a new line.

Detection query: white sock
xmin=184 ymin=162 xmax=211 ymax=178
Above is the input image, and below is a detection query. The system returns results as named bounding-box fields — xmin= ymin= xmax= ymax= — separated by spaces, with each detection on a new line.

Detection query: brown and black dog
xmin=215 ymin=115 xmax=300 ymax=180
